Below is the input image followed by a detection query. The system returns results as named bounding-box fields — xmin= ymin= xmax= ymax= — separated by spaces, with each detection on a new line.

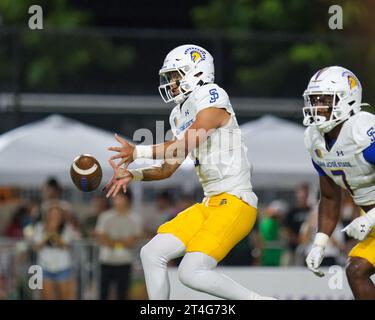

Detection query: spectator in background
xmin=144 ymin=190 xmax=175 ymax=237
xmin=41 ymin=177 xmax=80 ymax=232
xmin=5 ymin=205 xmax=32 ymax=239
xmin=221 ymin=234 xmax=256 ymax=266
xmin=31 ymin=205 xmax=80 ymax=300
xmin=41 ymin=177 xmax=71 ymax=214
xmin=82 ymin=195 xmax=110 ymax=238
xmin=258 ymin=200 xmax=289 ymax=266
xmin=175 ymin=193 xmax=195 ymax=214
xmin=283 ymin=183 xmax=311 ymax=265
xmin=95 ymin=188 xmax=142 ymax=300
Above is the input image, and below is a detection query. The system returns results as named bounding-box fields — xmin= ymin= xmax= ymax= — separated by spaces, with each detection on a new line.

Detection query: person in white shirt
xmin=95 ymin=188 xmax=142 ymax=300
xmin=32 ymin=205 xmax=80 ymax=300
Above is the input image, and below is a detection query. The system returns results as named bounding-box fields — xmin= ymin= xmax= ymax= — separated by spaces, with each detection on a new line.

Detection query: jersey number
xmin=331 ymin=170 xmax=354 ymax=195
xmin=209 ymin=88 xmax=219 ymax=103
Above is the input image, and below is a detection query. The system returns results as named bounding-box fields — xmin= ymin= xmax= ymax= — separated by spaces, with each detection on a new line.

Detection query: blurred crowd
xmin=0 ymin=178 xmax=360 ymax=300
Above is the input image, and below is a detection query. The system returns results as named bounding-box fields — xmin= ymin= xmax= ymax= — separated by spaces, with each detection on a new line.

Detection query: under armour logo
xmin=185 ymin=110 xmax=190 ymax=116
xmin=336 ymin=150 xmax=344 ymax=156
xmin=360 ymin=224 xmax=366 ymax=232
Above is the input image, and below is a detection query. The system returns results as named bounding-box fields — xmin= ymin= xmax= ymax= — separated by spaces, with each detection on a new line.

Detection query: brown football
xmin=70 ymin=154 xmax=102 ymax=192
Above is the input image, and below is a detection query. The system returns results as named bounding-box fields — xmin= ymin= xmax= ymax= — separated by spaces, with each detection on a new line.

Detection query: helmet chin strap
xmin=173 ymin=92 xmax=189 ymax=104
xmin=317 ymin=115 xmax=348 ymax=133
xmin=317 ymin=122 xmax=337 ymax=133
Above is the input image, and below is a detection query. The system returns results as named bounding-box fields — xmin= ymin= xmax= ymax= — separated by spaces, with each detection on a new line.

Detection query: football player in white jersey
xmin=303 ymin=66 xmax=375 ymax=299
xmin=103 ymin=45 xmax=272 ymax=300
xmin=103 ymin=44 xmax=274 ymax=300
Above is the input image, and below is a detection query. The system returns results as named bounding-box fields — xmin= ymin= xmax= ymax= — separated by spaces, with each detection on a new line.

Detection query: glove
xmin=341 ymin=210 xmax=375 ymax=241
xmin=305 ymin=232 xmax=329 ymax=277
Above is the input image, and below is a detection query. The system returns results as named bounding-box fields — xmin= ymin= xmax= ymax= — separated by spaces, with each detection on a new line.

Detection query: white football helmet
xmin=158 ymin=44 xmax=215 ymax=104
xmin=302 ymin=66 xmax=362 ymax=133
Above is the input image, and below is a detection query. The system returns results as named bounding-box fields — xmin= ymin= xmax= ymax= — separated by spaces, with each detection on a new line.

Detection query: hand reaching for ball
xmin=107 ymin=134 xmax=135 ymax=169
xmin=103 ymin=159 xmax=133 ymax=198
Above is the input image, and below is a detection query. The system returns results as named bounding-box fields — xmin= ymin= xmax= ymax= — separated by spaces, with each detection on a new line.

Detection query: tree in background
xmin=191 ymin=0 xmax=375 ymax=104
xmin=0 ymin=0 xmax=135 ymax=93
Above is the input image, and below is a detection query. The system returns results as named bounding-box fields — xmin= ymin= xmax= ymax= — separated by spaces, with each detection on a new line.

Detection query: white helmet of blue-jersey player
xmin=302 ymin=66 xmax=363 ymax=133
xmin=158 ymin=44 xmax=215 ymax=104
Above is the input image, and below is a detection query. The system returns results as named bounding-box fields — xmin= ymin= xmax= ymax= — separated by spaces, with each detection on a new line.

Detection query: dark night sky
xmin=71 ymin=0 xmax=208 ymax=29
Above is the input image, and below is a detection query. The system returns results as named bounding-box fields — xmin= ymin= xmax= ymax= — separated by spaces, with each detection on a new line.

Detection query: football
xmin=70 ymin=154 xmax=102 ymax=192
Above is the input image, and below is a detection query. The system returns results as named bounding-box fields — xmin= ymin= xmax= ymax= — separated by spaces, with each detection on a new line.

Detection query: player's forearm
xmin=141 ymin=165 xmax=173 ymax=181
xmin=317 ymin=197 xmax=341 ymax=237
xmin=130 ymin=163 xmax=177 ymax=181
xmin=136 ymin=130 xmax=206 ymax=162
xmin=154 ymin=140 xmax=188 ymax=160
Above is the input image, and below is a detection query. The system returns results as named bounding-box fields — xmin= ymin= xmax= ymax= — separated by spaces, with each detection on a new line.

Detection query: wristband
xmin=313 ymin=232 xmax=329 ymax=248
xmin=128 ymin=169 xmax=144 ymax=181
xmin=135 ymin=145 xmax=153 ymax=159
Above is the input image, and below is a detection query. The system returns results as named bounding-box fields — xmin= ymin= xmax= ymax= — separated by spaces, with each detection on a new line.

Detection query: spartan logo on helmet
xmin=342 ymin=71 xmax=359 ymax=91
xmin=184 ymin=47 xmax=207 ymax=64
xmin=191 ymin=51 xmax=203 ymax=63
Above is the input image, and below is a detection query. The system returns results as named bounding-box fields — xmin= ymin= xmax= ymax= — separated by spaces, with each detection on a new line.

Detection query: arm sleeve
xmin=352 ymin=112 xmax=375 ymax=149
xmin=194 ymin=84 xmax=233 ymax=115
xmin=312 ymin=159 xmax=327 ymax=176
xmin=363 ymin=142 xmax=375 ymax=165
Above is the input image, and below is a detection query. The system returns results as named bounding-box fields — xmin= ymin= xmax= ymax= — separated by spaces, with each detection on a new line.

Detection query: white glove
xmin=305 ymin=233 xmax=329 ymax=277
xmin=341 ymin=209 xmax=375 ymax=241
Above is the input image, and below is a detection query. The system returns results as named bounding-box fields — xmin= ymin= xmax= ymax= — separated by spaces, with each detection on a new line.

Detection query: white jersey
xmin=304 ymin=111 xmax=375 ymax=206
xmin=169 ymin=83 xmax=258 ymax=208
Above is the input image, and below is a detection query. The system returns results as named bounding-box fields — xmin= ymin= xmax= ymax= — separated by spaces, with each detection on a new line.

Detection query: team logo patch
xmin=348 ymin=75 xmax=357 ymax=90
xmin=191 ymin=51 xmax=202 ymax=63
xmin=342 ymin=71 xmax=358 ymax=90
xmin=184 ymin=47 xmax=206 ymax=63
xmin=315 ymin=149 xmax=323 ymax=159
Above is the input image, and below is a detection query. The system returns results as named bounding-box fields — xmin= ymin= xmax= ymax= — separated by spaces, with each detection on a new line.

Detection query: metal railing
xmin=0 ymin=238 xmax=101 ymax=300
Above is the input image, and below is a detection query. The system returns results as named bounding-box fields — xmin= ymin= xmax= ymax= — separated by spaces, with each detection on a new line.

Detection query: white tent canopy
xmin=0 ymin=114 xmax=195 ymax=189
xmin=0 ymin=114 xmax=316 ymax=191
xmin=241 ymin=115 xmax=316 ymax=189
